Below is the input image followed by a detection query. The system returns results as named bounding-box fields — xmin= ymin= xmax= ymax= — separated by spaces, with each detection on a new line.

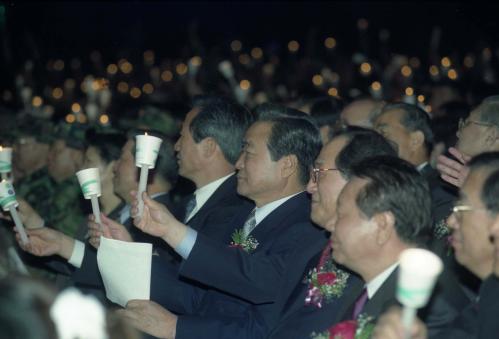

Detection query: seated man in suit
xmin=267 ymin=128 xmax=398 ymax=339
xmin=314 ymin=155 xmax=467 ymax=338
xmin=372 ymin=152 xmax=499 ymax=339
xmin=119 ymin=116 xmax=325 ymax=339
xmin=89 ymin=96 xmax=255 ymax=247
xmin=374 ymin=102 xmax=456 ymax=226
xmin=437 ymin=95 xmax=499 ymax=188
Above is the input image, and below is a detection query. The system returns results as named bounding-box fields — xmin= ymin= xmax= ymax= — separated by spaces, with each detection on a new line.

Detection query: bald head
xmin=340 ymin=98 xmax=383 ymax=129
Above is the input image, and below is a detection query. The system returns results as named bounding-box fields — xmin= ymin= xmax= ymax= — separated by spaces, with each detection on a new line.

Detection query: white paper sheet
xmin=97 ymin=236 xmax=152 ymax=307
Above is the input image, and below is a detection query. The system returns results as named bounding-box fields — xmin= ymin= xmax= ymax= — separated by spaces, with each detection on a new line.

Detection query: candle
xmin=396 ymin=249 xmax=443 ymax=339
xmin=135 ymin=134 xmax=163 ymax=217
xmin=403 ymin=87 xmax=416 ymax=104
xmin=0 ymin=146 xmax=12 ymax=181
xmin=76 ymin=168 xmax=102 ymax=226
xmin=0 ymin=180 xmax=28 ymax=245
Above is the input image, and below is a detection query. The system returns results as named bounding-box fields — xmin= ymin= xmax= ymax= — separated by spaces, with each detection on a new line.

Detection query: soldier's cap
xmin=53 ymin=122 xmax=88 ymax=150
xmin=15 ymin=117 xmax=56 ymax=144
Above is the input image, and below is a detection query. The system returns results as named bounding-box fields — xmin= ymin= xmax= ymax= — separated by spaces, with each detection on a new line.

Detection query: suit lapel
xmin=362 ymin=268 xmax=399 ymax=318
xmin=187 ymin=175 xmax=238 ymax=229
xmin=249 ymin=192 xmax=310 ymax=241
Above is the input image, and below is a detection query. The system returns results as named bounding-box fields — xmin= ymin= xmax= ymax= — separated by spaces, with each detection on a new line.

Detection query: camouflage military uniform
xmin=46 ymin=176 xmax=87 ymax=238
xmin=15 ymin=167 xmax=56 ymax=222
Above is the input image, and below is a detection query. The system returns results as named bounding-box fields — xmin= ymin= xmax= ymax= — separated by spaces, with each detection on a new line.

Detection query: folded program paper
xmin=97 ymin=236 xmax=152 ymax=307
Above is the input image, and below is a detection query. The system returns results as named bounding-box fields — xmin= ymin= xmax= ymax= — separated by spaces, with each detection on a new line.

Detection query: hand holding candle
xmin=135 ymin=134 xmax=162 ymax=218
xmin=76 ymin=168 xmax=102 ymax=227
xmin=0 ymin=180 xmax=29 ymax=245
xmin=396 ymin=248 xmax=443 ymax=339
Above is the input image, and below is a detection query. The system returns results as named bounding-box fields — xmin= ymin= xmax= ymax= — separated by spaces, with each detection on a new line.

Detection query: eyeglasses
xmin=452 ymin=205 xmax=474 ymax=213
xmin=310 ymin=167 xmax=338 ymax=183
xmin=452 ymin=204 xmax=487 ymax=220
xmin=458 ymin=118 xmax=495 ymax=131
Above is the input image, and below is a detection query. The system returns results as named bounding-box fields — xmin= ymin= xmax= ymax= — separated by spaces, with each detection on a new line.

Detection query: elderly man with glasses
xmin=372 ymin=151 xmax=499 ymax=339
xmin=437 ymin=95 xmax=499 ymax=188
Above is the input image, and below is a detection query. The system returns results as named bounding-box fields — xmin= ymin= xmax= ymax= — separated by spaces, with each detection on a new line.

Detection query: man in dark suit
xmin=374 ymin=102 xmax=456 ymax=225
xmin=119 ymin=116 xmax=325 ymax=339
xmin=267 ymin=128 xmax=398 ymax=339
xmin=91 ymin=96 xmax=254 ymax=246
xmin=372 ymin=152 xmax=499 ymax=339
xmin=316 ymin=155 xmax=467 ymax=338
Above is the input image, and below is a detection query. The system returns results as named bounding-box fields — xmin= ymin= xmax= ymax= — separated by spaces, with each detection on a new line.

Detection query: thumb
xmin=142 ymin=191 xmax=156 ymax=208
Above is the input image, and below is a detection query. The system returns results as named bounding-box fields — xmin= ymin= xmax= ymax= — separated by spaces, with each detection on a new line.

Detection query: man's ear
xmin=280 ymin=154 xmax=298 ymax=179
xmin=485 ymin=127 xmax=499 ymax=148
xmin=409 ymin=130 xmax=425 ymax=151
xmin=373 ymin=211 xmax=395 ymax=246
xmin=201 ymin=137 xmax=218 ymax=158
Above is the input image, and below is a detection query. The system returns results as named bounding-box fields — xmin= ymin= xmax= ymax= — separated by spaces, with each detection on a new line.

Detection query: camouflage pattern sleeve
xmin=15 ymin=167 xmax=56 ymax=222
xmin=46 ymin=177 xmax=86 ymax=237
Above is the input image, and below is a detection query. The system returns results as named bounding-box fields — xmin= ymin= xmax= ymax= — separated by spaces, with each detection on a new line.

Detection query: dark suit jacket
xmin=151 ymin=174 xmax=254 ymax=312
xmin=268 ymin=261 xmax=362 ymax=339
xmin=70 ymin=192 xmax=181 ymax=288
xmin=419 ymin=163 xmax=457 ymax=224
xmin=436 ymin=275 xmax=499 ymax=339
xmin=329 ymin=265 xmax=470 ymax=338
xmin=183 ymin=174 xmax=253 ymax=239
xmin=477 ymin=275 xmax=499 ymax=339
xmin=170 ymin=193 xmax=326 ymax=339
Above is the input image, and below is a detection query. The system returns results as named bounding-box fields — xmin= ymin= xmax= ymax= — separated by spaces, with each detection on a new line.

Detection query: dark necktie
xmin=183 ymin=195 xmax=197 ymax=223
xmin=352 ymin=288 xmax=369 ymax=319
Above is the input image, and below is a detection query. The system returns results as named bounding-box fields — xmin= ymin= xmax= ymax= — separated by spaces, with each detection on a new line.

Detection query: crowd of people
xmin=1 ymin=14 xmax=499 ymax=339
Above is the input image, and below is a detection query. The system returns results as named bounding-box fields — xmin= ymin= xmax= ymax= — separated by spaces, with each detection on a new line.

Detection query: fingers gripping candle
xmin=135 ymin=133 xmax=162 ymax=218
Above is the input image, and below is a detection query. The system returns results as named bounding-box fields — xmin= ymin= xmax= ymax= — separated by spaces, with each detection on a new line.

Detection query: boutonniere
xmin=304 ymin=244 xmax=349 ymax=308
xmin=434 ymin=219 xmax=453 ymax=256
xmin=310 ymin=314 xmax=374 ymax=339
xmin=229 ymin=229 xmax=259 ymax=253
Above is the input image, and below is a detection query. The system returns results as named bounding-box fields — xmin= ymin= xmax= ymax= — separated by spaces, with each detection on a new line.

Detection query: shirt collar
xmin=365 ymin=262 xmax=399 ymax=299
xmin=254 ymin=191 xmax=303 ymax=226
xmin=190 ymin=173 xmax=234 ymax=217
xmin=416 ymin=162 xmax=429 ymax=172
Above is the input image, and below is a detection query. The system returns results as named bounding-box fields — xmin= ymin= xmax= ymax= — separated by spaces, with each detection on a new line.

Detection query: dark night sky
xmin=3 ymin=2 xmax=499 ymax=52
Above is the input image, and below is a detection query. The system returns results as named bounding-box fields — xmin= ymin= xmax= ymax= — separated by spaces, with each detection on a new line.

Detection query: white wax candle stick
xmin=90 ymin=195 xmax=102 ymax=226
xmin=7 ymin=247 xmax=29 ymax=275
xmin=9 ymin=207 xmax=28 ymax=245
xmin=401 ymin=306 xmax=416 ymax=339
xmin=137 ymin=165 xmax=149 ymax=217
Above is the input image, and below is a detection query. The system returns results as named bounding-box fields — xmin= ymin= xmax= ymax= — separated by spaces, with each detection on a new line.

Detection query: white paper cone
xmin=76 ymin=168 xmax=102 ymax=199
xmin=135 ymin=135 xmax=162 ymax=168
xmin=396 ymin=248 xmax=443 ymax=309
xmin=0 ymin=147 xmax=12 ymax=174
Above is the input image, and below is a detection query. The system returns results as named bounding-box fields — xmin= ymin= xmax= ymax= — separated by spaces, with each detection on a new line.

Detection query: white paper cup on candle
xmin=0 ymin=147 xmax=13 ymax=174
xmin=76 ymin=168 xmax=102 ymax=199
xmin=135 ymin=134 xmax=162 ymax=168
xmin=396 ymin=248 xmax=443 ymax=308
xmin=0 ymin=180 xmax=28 ymax=245
xmin=0 ymin=180 xmax=18 ymax=211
